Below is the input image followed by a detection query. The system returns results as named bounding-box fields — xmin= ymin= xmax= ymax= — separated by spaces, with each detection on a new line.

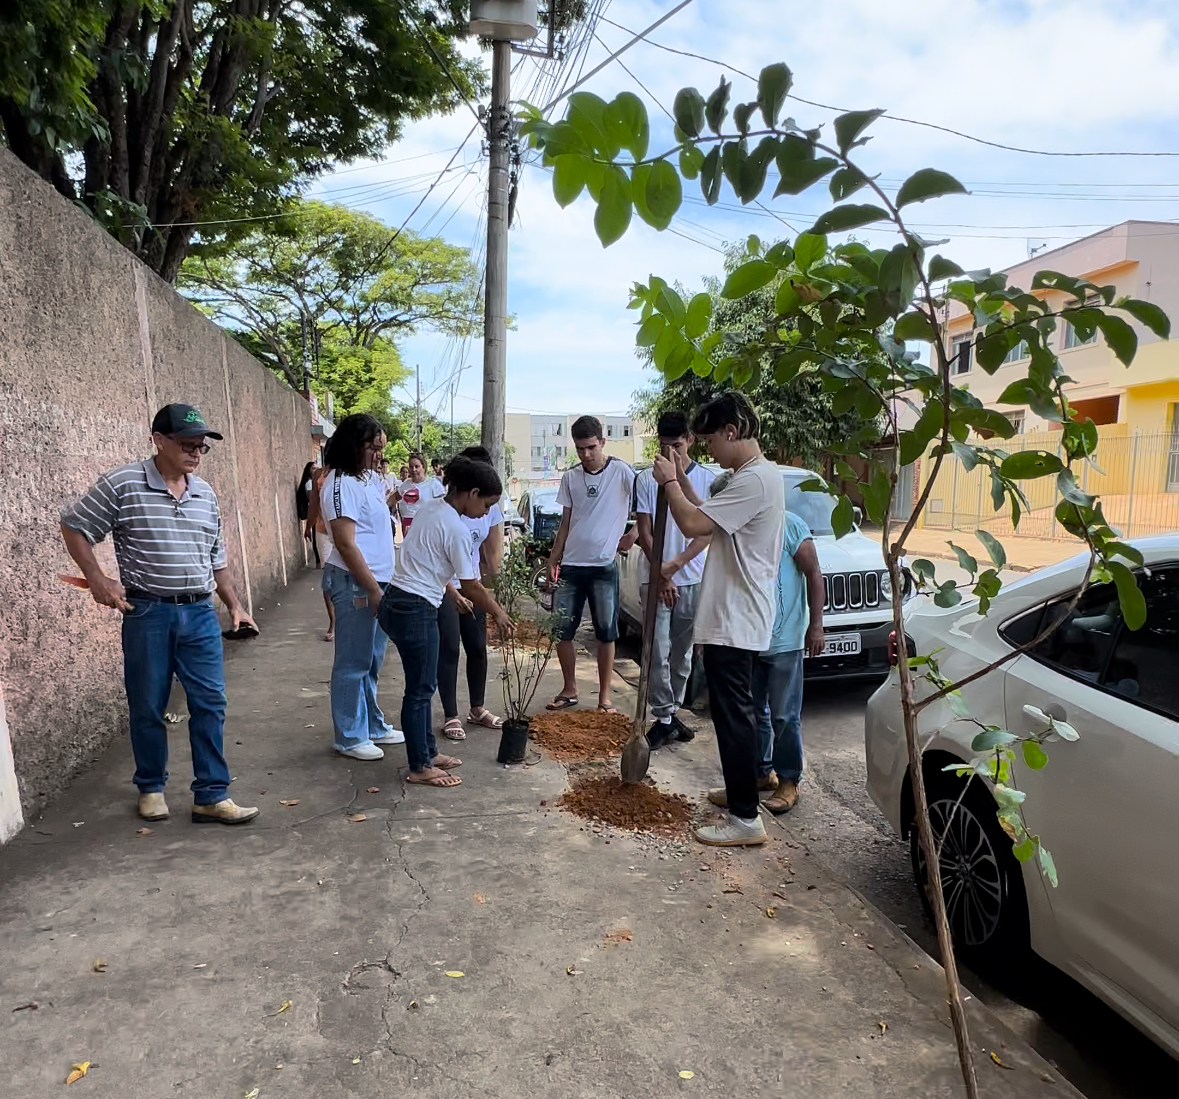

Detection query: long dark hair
xmin=323 ymin=414 xmax=384 ymax=478
xmin=444 ymin=455 xmax=502 ymax=497
xmin=296 ymin=461 xmax=315 ymax=519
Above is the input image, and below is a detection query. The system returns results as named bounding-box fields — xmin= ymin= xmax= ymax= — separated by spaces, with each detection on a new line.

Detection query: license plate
xmin=813 ymin=632 xmax=861 ymax=658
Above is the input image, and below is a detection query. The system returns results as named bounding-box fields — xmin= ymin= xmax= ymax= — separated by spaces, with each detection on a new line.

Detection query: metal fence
xmin=918 ymin=426 xmax=1179 ymax=541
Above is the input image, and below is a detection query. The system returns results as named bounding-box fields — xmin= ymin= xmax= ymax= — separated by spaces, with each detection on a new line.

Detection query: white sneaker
xmin=371 ymin=727 xmax=405 ymax=745
xmin=693 ymin=813 xmax=768 ymax=847
xmin=336 ymin=742 xmax=384 ymax=761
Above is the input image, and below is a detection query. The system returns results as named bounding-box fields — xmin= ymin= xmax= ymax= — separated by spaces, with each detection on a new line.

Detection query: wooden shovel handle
xmin=631 ymin=455 xmax=671 ymax=739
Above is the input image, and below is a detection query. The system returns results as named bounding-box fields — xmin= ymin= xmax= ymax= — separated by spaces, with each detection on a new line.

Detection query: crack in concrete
xmin=343 ymin=954 xmax=400 ymax=994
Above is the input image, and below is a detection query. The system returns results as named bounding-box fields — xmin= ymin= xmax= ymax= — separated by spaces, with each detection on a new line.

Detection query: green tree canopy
xmin=179 ymin=199 xmax=481 ymax=428
xmin=632 ymin=239 xmax=876 ymax=471
xmin=0 ymin=0 xmax=483 ymax=280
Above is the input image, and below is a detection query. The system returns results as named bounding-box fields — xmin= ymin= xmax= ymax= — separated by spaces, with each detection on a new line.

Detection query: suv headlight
xmin=880 ymin=570 xmax=892 ymax=601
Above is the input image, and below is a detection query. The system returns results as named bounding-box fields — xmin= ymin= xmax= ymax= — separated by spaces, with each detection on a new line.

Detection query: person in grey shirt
xmin=60 ymin=403 xmax=259 ymax=826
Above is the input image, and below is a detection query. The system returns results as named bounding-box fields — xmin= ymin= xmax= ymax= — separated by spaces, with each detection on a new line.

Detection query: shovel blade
xmin=620 ymin=733 xmax=651 ymax=784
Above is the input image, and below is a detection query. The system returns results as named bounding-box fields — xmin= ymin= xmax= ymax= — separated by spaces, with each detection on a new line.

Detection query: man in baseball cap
xmin=60 ymin=402 xmax=258 ymax=826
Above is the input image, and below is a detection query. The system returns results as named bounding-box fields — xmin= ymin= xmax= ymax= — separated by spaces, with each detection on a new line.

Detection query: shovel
xmin=621 ymin=464 xmax=671 ymax=784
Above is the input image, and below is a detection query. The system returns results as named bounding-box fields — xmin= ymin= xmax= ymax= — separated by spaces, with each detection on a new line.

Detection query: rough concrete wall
xmin=0 ymin=148 xmax=311 ymax=820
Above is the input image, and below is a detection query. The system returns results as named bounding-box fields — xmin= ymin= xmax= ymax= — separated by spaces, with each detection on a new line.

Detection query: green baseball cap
xmin=151 ymin=403 xmax=223 ymax=441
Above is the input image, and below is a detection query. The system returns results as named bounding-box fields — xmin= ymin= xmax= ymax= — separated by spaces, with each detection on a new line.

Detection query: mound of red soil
xmin=528 ymin=709 xmax=630 ymax=761
xmin=559 ymin=774 xmax=695 ymax=835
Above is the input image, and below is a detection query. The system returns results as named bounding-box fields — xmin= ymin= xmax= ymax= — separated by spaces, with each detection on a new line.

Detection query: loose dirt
xmin=559 ymin=774 xmax=695 ymax=836
xmin=528 ymin=709 xmax=630 ymax=761
xmin=488 ymin=618 xmax=555 ymax=651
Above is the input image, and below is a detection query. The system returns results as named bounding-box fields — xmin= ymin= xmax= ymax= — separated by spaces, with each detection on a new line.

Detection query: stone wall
xmin=0 ymin=148 xmax=311 ymax=829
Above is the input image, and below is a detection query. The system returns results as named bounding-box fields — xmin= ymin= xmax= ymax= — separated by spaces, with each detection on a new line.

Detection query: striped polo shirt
xmin=61 ymin=459 xmax=227 ymax=595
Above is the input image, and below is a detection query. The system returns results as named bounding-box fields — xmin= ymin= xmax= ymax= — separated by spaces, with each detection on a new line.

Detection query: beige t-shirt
xmin=693 ymin=458 xmax=785 ymax=651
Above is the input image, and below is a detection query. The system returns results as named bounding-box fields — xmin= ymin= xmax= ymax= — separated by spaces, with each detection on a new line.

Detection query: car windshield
xmin=783 ymin=472 xmax=837 ymax=535
xmin=534 ymin=491 xmax=561 ymax=514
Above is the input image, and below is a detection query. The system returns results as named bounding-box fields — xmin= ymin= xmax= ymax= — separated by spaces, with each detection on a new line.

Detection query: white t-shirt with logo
xmin=555 ymin=458 xmax=636 ymax=568
xmin=391 ymin=498 xmax=476 ymax=607
xmin=397 ymin=476 xmax=445 ymax=521
xmin=634 ymin=462 xmax=716 ymax=587
xmin=451 ymin=503 xmax=503 ymax=587
xmin=693 ymin=458 xmax=785 ymax=651
xmin=321 ymin=470 xmax=396 ymax=583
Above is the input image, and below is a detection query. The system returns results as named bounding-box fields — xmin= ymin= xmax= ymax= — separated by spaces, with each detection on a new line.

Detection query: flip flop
xmin=442 ymin=718 xmax=467 ymax=741
xmin=546 ymin=695 xmax=579 ymax=711
xmin=405 ymin=770 xmax=462 ymax=788
xmin=597 ymin=704 xmax=620 ymax=715
xmin=432 ymin=754 xmax=463 ymax=770
xmin=466 ymin=708 xmax=504 ymax=728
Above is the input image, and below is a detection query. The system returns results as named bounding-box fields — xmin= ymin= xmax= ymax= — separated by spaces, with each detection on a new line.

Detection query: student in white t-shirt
xmin=390 ymin=452 xmax=445 ymax=536
xmin=320 ymin=415 xmax=402 ymax=762
xmin=651 ymin=392 xmax=784 ymax=848
xmin=436 ymin=446 xmax=506 ymax=741
xmin=378 ymin=457 xmax=511 ymax=790
xmin=634 ymin=410 xmax=715 ymax=749
xmin=546 ymin=416 xmax=637 ymax=714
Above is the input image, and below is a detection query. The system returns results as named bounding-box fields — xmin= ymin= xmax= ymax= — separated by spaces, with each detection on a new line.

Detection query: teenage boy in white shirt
xmin=634 ymin=410 xmax=714 ymax=748
xmin=652 ymin=392 xmax=784 ymax=847
xmin=546 ymin=416 xmax=637 ymax=713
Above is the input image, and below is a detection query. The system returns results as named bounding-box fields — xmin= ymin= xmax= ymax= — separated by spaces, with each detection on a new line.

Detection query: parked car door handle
xmin=1044 ymin=703 xmax=1067 ymax=722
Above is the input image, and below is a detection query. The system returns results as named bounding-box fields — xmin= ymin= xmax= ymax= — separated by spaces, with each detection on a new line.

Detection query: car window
xmin=782 ymin=474 xmax=838 ymax=535
xmin=1105 ymin=567 xmax=1179 ymax=719
xmin=1026 ymin=580 xmax=1122 ymax=683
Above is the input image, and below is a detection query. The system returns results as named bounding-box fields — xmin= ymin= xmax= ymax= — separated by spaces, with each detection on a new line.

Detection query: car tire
xmin=528 ymin=558 xmax=553 ymax=612
xmin=909 ymin=771 xmax=1030 ymax=969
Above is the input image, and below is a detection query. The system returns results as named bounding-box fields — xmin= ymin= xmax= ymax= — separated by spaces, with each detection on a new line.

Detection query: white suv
xmin=617 ymin=465 xmax=908 ymax=680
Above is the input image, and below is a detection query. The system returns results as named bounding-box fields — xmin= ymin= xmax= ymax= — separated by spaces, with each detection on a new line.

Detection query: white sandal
xmin=442 ymin=718 xmax=467 ymax=741
xmin=466 ymin=708 xmax=504 ymax=729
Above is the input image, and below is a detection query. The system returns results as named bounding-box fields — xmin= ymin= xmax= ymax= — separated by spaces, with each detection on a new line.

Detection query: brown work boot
xmin=138 ymin=793 xmax=169 ymax=821
xmin=764 ymin=780 xmax=800 ymax=816
xmin=191 ymin=799 xmax=259 ymax=825
xmin=707 ymin=772 xmax=777 ymax=807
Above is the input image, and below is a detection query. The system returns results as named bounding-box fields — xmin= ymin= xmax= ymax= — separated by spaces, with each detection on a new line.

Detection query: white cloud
xmin=318 ymin=0 xmax=1179 ymax=421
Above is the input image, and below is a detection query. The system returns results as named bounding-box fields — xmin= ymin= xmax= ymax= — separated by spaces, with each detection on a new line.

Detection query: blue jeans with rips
xmin=323 ymin=565 xmax=391 ymax=751
xmin=754 ymin=649 xmax=805 ymax=785
xmin=121 ymin=597 xmax=231 ymax=805
xmin=378 ymin=584 xmax=439 ymax=772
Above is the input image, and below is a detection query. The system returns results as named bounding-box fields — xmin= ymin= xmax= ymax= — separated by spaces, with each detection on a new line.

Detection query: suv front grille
xmin=823 ymin=571 xmax=882 ymax=612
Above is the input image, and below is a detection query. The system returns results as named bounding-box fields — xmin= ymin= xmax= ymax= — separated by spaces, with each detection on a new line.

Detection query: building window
xmin=607 ymin=425 xmax=614 ymax=438
xmin=1005 ymin=410 xmax=1025 ymax=434
xmin=951 ymin=336 xmax=972 ymax=375
xmin=554 ymin=446 xmax=564 ymax=458
xmin=1003 ymin=340 xmax=1028 ymax=364
xmin=1063 ymin=297 xmax=1100 ymax=349
xmin=531 ymin=446 xmax=542 ymax=459
xmin=553 ymin=422 xmax=563 ymax=436
xmin=623 ymin=425 xmax=631 ymax=438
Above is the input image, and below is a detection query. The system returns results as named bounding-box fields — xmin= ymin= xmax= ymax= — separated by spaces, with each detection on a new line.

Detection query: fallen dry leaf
xmin=877 ymin=1021 xmax=887 ymax=1036
xmin=245 ymin=1089 xmax=260 ymax=1099
xmin=92 ymin=959 xmax=107 ymax=974
xmin=266 ymin=999 xmax=292 ymax=1017
xmin=279 ymin=799 xmax=300 ymax=807
xmin=347 ymin=813 xmax=367 ymax=823
xmin=765 ymin=906 xmax=776 ymax=918
xmin=65 ymin=1062 xmax=91 ymax=1084
xmin=11 ymin=1001 xmax=39 ymax=1012
xmin=722 ymin=886 xmax=743 ymax=895
xmin=136 ymin=827 xmax=153 ymax=836
xmin=352 ymin=1057 xmax=361 ymax=1064
xmin=603 ymin=928 xmax=633 ymax=946
xmin=678 ymin=1069 xmax=695 ymax=1079
xmin=408 ymin=1000 xmax=419 ymax=1011
xmin=989 ymin=1051 xmax=1014 ymax=1070
xmin=444 ymin=970 xmax=464 ymax=978
xmin=565 ymin=965 xmax=583 ymax=976
xmin=473 ymin=893 xmax=487 ymax=904
xmin=192 ymin=963 xmax=207 ymax=969
xmin=367 ymin=786 xmax=380 ymax=794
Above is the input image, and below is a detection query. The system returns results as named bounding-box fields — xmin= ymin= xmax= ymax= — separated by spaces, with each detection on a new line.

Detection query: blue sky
xmin=306 ymin=0 xmax=1179 ymax=423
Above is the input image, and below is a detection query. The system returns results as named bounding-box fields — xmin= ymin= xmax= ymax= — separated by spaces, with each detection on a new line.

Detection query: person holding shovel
xmin=60 ymin=403 xmax=259 ymax=826
xmin=651 ymin=392 xmax=784 ymax=847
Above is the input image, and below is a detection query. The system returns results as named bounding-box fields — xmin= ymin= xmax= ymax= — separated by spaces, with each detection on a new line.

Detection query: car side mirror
xmin=853 ymin=506 xmax=863 ymax=526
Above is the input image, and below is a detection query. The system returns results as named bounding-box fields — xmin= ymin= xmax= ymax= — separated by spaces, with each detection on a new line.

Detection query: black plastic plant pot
xmin=497 ymin=719 xmax=530 ymax=764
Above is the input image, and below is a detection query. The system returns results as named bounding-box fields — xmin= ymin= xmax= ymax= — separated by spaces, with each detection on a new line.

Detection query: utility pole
xmin=480 ymin=38 xmax=511 ymax=482
xmin=415 ymin=364 xmax=422 ymax=455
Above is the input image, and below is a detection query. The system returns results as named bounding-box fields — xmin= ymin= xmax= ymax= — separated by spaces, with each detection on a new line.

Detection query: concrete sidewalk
xmin=876 ymin=524 xmax=1084 ymax=574
xmin=0 ymin=574 xmax=1080 ymax=1098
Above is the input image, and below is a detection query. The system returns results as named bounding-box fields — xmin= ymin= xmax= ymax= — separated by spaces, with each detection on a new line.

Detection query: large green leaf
xmin=834 ymin=108 xmax=884 ymax=153
xmin=766 ymin=241 xmax=794 ymax=268
xmin=593 ymin=166 xmax=631 ymax=247
xmin=946 ymin=541 xmax=978 ymax=576
xmin=705 ymin=76 xmax=731 ymax=135
xmin=1022 ymin=740 xmax=1049 ymax=770
xmin=972 ymin=728 xmax=1017 ymax=751
xmin=1108 ymin=561 xmax=1147 ymax=630
xmin=879 ymin=242 xmax=920 ymax=311
xmin=700 ymin=146 xmax=722 ymax=205
xmin=775 ymin=281 xmax=801 ymax=315
xmin=673 ymin=87 xmax=706 ymax=138
xmin=1000 ymin=450 xmax=1064 ymax=480
xmin=1117 ymin=296 xmax=1171 ymax=339
xmin=721 ymin=260 xmax=778 ymax=300
xmin=655 ymin=286 xmax=686 ymax=327
xmin=644 ymin=159 xmax=682 ymax=230
xmin=829 ymin=166 xmax=868 ymax=202
xmin=809 ymin=203 xmax=890 ymax=236
xmin=602 ymin=91 xmax=649 ymax=162
xmin=895 ymin=168 xmax=967 ymax=208
xmin=635 ymin=314 xmax=666 ymax=348
xmin=893 ymin=310 xmax=935 ymax=342
xmin=793 ymin=232 xmax=827 ymax=273
xmin=831 ymin=494 xmax=855 ymax=538
xmin=757 ymin=62 xmax=792 ymax=127
xmin=679 ymin=143 xmax=705 ymax=180
xmin=567 ymin=92 xmax=618 ymax=158
xmin=1094 ymin=312 xmax=1138 ymax=366
xmin=551 ymin=155 xmax=586 ymax=208
xmin=664 ymin=339 xmax=695 ymax=381
xmin=775 ymin=151 xmax=838 ymax=196
xmin=684 ymin=292 xmax=713 ymax=338
xmin=928 ymin=254 xmax=964 ymax=281
xmin=975 ymin=529 xmax=1007 ymax=569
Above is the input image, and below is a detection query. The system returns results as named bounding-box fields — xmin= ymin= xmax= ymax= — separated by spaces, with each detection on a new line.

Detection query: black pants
xmin=437 ymin=597 xmax=488 ymax=719
xmin=702 ymin=644 xmax=760 ymax=820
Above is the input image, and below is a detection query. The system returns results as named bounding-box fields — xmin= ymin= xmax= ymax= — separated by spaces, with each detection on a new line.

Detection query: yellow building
xmin=921 ymin=221 xmax=1179 ymax=539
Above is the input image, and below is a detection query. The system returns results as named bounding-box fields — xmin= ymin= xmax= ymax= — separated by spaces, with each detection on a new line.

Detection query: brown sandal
xmin=466 ymin=707 xmax=504 ymax=728
xmin=442 ymin=717 xmax=467 ymax=741
xmin=406 ymin=768 xmax=462 ymax=788
xmin=432 ymin=754 xmax=462 ymax=770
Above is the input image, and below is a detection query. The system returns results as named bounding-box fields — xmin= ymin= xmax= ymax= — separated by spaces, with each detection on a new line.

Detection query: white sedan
xmin=865 ymin=535 xmax=1179 ymax=1057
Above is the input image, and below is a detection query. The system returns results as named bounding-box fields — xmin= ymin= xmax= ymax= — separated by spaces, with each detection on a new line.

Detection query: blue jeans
xmin=323 ymin=565 xmax=391 ymax=751
xmin=754 ymin=649 xmax=805 ymax=785
xmin=121 ymin=598 xmax=231 ymax=805
xmin=378 ymin=585 xmax=439 ymax=771
xmin=555 ymin=562 xmax=620 ymax=643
